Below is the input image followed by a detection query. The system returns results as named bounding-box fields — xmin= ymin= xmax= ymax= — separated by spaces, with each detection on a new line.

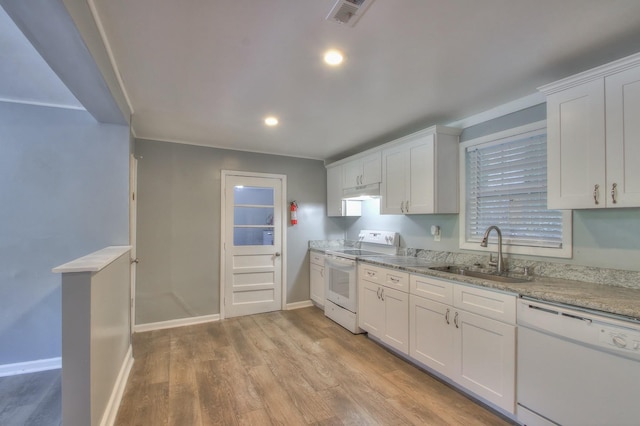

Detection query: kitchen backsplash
xmin=309 ymin=240 xmax=640 ymax=290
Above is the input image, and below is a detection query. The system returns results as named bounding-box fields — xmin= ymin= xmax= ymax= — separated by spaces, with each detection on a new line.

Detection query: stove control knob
xmin=612 ymin=335 xmax=627 ymax=348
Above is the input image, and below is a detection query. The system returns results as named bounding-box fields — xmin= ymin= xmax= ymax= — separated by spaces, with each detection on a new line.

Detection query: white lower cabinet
xmin=454 ymin=309 xmax=516 ymax=412
xmin=309 ymin=251 xmax=325 ymax=307
xmin=360 ymin=280 xmax=384 ymax=335
xmin=409 ymin=274 xmax=516 ymax=414
xmin=410 ymin=295 xmax=455 ymax=377
xmin=358 ymin=264 xmax=409 ymax=354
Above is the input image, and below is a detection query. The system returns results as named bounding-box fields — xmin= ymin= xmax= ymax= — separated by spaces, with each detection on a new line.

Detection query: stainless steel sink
xmin=428 ymin=265 xmax=531 ymax=284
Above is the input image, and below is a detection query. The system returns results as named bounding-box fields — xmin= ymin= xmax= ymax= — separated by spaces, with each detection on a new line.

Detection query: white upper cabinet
xmin=326 ymin=164 xmax=362 ymax=217
xmin=605 ymin=65 xmax=640 ymax=207
xmin=541 ymin=52 xmax=640 ymax=209
xmin=342 ymin=152 xmax=382 ymax=188
xmin=381 ymin=126 xmax=461 ymax=214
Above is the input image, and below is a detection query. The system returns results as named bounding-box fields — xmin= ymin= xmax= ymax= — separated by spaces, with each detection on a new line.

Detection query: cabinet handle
xmin=454 ymin=311 xmax=459 ymax=328
xmin=611 ymin=183 xmax=617 ymax=204
xmin=445 ymin=308 xmax=450 ymax=324
xmin=377 ymin=287 xmax=381 ymax=299
xmin=367 ymin=271 xmax=375 ymax=277
xmin=389 ymin=276 xmax=399 ymax=283
xmin=405 ymin=200 xmax=409 ymax=213
xmin=593 ymin=184 xmax=600 ymax=205
xmin=320 ymin=269 xmax=324 ymax=278
xmin=400 ymin=201 xmax=405 ymax=213
xmin=380 ymin=288 xmax=385 ymax=301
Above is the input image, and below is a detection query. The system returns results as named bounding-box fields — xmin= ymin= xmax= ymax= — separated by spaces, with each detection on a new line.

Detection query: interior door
xmin=222 ymin=172 xmax=284 ymax=318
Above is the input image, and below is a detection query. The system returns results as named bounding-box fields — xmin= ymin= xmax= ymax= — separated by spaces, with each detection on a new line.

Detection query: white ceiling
xmin=5 ymin=2 xmax=640 ymax=161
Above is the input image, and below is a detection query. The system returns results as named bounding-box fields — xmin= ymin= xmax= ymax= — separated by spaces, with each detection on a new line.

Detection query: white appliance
xmin=517 ymin=298 xmax=640 ymax=426
xmin=324 ymin=230 xmax=398 ymax=333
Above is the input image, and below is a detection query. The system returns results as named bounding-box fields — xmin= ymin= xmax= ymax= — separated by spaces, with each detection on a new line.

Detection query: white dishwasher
xmin=517 ymin=298 xmax=640 ymax=426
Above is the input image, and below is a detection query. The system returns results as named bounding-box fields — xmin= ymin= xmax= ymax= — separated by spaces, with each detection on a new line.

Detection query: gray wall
xmin=135 ymin=139 xmax=342 ymax=324
xmin=345 ymin=104 xmax=640 ymax=272
xmin=0 ymin=101 xmax=130 ymax=365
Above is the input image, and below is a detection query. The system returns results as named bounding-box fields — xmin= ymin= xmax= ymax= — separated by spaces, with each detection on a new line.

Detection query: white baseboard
xmin=0 ymin=357 xmax=62 ymax=377
xmin=286 ymin=300 xmax=314 ymax=310
xmin=133 ymin=313 xmax=220 ymax=333
xmin=100 ymin=345 xmax=134 ymax=426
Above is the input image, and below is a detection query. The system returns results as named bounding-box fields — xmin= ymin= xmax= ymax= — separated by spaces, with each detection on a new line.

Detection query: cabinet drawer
xmin=358 ymin=264 xmax=409 ymax=292
xmin=359 ymin=263 xmax=384 ymax=284
xmin=453 ymin=284 xmax=516 ymax=324
xmin=410 ymin=274 xmax=454 ymax=305
xmin=310 ymin=251 xmax=325 ymax=266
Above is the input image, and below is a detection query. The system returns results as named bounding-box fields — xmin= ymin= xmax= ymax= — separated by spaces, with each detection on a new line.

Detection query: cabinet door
xmin=407 ymin=134 xmax=435 ymax=214
xmin=546 ymin=80 xmax=606 ymax=209
xmin=326 ymin=165 xmax=343 ymax=217
xmin=605 ymin=66 xmax=640 ymax=207
xmin=343 ymin=160 xmax=362 ymax=188
xmin=381 ymin=146 xmax=407 ymax=214
xmin=381 ymin=287 xmax=409 ymax=354
xmin=409 ymin=295 xmax=454 ymax=377
xmin=359 ymin=281 xmax=383 ymax=335
xmin=453 ymin=310 xmax=516 ymax=413
xmin=310 ymin=263 xmax=325 ymax=306
xmin=361 ymin=152 xmax=382 ymax=185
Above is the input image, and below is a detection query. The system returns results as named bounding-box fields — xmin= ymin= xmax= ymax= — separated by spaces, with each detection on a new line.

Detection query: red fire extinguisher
xmin=290 ymin=201 xmax=298 ymax=226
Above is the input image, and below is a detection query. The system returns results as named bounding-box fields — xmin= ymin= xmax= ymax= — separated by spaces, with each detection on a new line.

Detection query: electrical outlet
xmin=430 ymin=225 xmax=441 ymax=242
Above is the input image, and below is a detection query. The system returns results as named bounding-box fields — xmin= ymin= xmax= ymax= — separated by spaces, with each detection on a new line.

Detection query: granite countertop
xmin=359 ymin=256 xmax=640 ymax=323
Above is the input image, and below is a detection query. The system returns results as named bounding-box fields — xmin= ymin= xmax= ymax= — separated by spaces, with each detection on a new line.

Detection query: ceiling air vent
xmin=326 ymin=0 xmax=375 ymax=27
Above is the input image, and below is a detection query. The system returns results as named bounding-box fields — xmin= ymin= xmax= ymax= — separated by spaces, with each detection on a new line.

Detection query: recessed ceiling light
xmin=264 ymin=116 xmax=279 ymax=126
xmin=324 ymin=49 xmax=344 ymax=66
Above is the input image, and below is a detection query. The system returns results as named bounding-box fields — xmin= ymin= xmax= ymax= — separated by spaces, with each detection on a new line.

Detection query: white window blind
xmin=465 ymin=132 xmax=564 ymax=248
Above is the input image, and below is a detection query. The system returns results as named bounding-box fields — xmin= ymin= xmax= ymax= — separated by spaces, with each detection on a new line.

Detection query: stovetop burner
xmin=325 ymin=230 xmax=400 ymax=259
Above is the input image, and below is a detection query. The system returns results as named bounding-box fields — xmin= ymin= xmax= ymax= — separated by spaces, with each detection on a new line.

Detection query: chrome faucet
xmin=480 ymin=225 xmax=505 ymax=273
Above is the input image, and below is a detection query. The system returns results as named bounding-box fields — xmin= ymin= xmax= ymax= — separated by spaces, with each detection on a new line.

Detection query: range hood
xmin=342 ymin=183 xmax=380 ymax=200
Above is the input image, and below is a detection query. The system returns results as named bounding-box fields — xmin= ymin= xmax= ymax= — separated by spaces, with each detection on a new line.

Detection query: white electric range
xmin=324 ymin=230 xmax=399 ymax=333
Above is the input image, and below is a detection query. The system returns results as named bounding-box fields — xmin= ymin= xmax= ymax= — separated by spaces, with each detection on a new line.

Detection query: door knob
xmin=275 ymin=252 xmax=281 ymax=257
xmin=131 ymin=258 xmax=140 ymax=264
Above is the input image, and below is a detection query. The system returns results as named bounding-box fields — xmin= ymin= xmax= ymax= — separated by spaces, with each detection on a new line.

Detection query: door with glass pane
xmin=222 ymin=172 xmax=283 ymax=317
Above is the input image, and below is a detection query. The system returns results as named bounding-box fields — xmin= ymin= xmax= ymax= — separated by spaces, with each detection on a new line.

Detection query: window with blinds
xmin=464 ymin=128 xmax=565 ymax=249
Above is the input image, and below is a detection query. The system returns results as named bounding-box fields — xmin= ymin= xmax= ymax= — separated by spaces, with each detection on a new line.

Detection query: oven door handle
xmin=325 ymin=256 xmax=356 ymax=269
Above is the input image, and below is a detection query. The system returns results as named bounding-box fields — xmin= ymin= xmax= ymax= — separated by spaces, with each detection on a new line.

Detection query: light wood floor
xmin=116 ymin=306 xmax=513 ymax=425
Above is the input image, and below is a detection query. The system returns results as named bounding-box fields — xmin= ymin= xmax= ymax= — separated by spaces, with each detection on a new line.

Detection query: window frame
xmin=459 ymin=120 xmax=572 ymax=258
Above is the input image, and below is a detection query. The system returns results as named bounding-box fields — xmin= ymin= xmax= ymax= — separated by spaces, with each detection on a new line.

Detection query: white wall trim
xmin=0 ymin=97 xmax=86 ymax=111
xmin=446 ymin=92 xmax=546 ymax=129
xmin=286 ymin=300 xmax=314 ymax=310
xmin=136 ymin=135 xmax=323 ymax=161
xmin=0 ymin=357 xmax=62 ymax=377
xmin=87 ymin=0 xmax=134 ymax=115
xmin=133 ymin=313 xmax=220 ymax=333
xmin=99 ymin=345 xmax=133 ymax=426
